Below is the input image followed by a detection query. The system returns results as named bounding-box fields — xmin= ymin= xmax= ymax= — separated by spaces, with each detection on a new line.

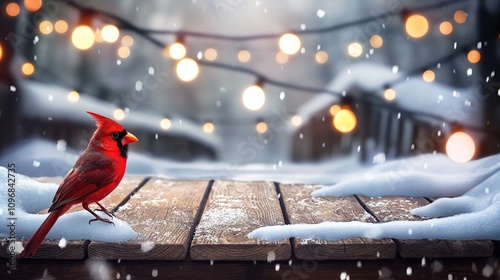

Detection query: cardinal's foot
xmin=88 ymin=217 xmax=115 ymax=226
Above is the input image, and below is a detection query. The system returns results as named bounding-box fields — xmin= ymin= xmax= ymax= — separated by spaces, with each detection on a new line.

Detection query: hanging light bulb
xmin=67 ymin=91 xmax=80 ymax=102
xmin=422 ymin=70 xmax=435 ymax=82
xmin=238 ymin=50 xmax=251 ymax=63
xmin=467 ymin=50 xmax=481 ymax=64
xmin=256 ymin=121 xmax=268 ymax=134
xmin=446 ymin=131 xmax=475 ymax=163
xmin=101 ymin=24 xmax=120 ymax=43
xmin=369 ymin=35 xmax=383 ymax=48
xmin=279 ymin=33 xmax=301 ymax=55
xmin=168 ymin=39 xmax=186 ymax=60
xmin=113 ymin=108 xmax=125 ymax=120
xmin=54 ymin=20 xmax=68 ymax=33
xmin=24 ymin=0 xmax=42 ymax=12
xmin=384 ymin=87 xmax=396 ymax=101
xmin=242 ymin=83 xmax=265 ymax=111
xmin=204 ymin=48 xmax=217 ymax=61
xmin=39 ymin=20 xmax=53 ymax=35
xmin=290 ymin=115 xmax=302 ymax=127
xmin=329 ymin=104 xmax=341 ymax=116
xmin=6 ymin=2 xmax=20 ymax=17
xmin=176 ymin=58 xmax=199 ymax=82
xmin=347 ymin=42 xmax=363 ymax=58
xmin=160 ymin=118 xmax=172 ymax=130
xmin=203 ymin=122 xmax=215 ymax=134
xmin=405 ymin=14 xmax=429 ymax=39
xmin=21 ymin=62 xmax=35 ymax=76
xmin=439 ymin=21 xmax=453 ymax=35
xmin=72 ymin=25 xmax=95 ymax=50
xmin=333 ymin=108 xmax=357 ymax=133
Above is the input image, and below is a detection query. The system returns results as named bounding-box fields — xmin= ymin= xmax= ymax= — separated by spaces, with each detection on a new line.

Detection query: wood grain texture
xmin=359 ymin=196 xmax=494 ymax=258
xmin=190 ymin=181 xmax=291 ymax=261
xmin=88 ymin=179 xmax=209 ymax=260
xmin=280 ymin=184 xmax=395 ymax=260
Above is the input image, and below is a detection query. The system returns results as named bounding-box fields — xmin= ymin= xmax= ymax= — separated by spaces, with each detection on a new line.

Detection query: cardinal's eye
xmin=111 ymin=132 xmax=120 ymax=139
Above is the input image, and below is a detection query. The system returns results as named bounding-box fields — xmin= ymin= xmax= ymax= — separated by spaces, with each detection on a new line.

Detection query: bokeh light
xmin=118 ymin=46 xmax=130 ymax=58
xmin=384 ymin=88 xmax=396 ymax=101
xmin=369 ymin=35 xmax=383 ymax=48
xmin=39 ymin=20 xmax=53 ymax=35
xmin=333 ymin=109 xmax=357 ymax=133
xmin=67 ymin=91 xmax=80 ymax=103
xmin=405 ymin=14 xmax=429 ymax=39
xmin=204 ymin=48 xmax=217 ymax=61
xmin=113 ymin=108 xmax=125 ymax=121
xmin=101 ymin=24 xmax=120 ymax=43
xmin=71 ymin=25 xmax=95 ymax=50
xmin=24 ymin=0 xmax=42 ymax=12
xmin=21 ymin=62 xmax=35 ymax=76
xmin=446 ymin=131 xmax=475 ymax=163
xmin=242 ymin=85 xmax=265 ymax=111
xmin=169 ymin=42 xmax=186 ymax=60
xmin=422 ymin=70 xmax=435 ymax=82
xmin=256 ymin=121 xmax=268 ymax=134
xmin=315 ymin=51 xmax=328 ymax=64
xmin=121 ymin=35 xmax=134 ymax=47
xmin=291 ymin=115 xmax=302 ymax=127
xmin=6 ymin=3 xmax=20 ymax=17
xmin=54 ymin=20 xmax=68 ymax=33
xmin=276 ymin=51 xmax=289 ymax=64
xmin=176 ymin=58 xmax=199 ymax=82
xmin=329 ymin=104 xmax=341 ymax=116
xmin=160 ymin=118 xmax=172 ymax=130
xmin=279 ymin=33 xmax=301 ymax=55
xmin=0 ymin=44 xmax=3 ymax=61
xmin=347 ymin=42 xmax=363 ymax=58
xmin=238 ymin=50 xmax=251 ymax=63
xmin=203 ymin=122 xmax=215 ymax=134
xmin=439 ymin=21 xmax=453 ymax=35
xmin=467 ymin=50 xmax=481 ymax=64
xmin=454 ymin=10 xmax=467 ymax=24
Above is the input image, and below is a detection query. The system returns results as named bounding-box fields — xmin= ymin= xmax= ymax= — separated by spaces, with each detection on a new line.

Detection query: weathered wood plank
xmin=280 ymin=184 xmax=395 ymax=260
xmin=359 ymin=196 xmax=494 ymax=258
xmin=0 ymin=176 xmax=145 ymax=259
xmin=88 ymin=179 xmax=209 ymax=260
xmin=190 ymin=181 xmax=291 ymax=261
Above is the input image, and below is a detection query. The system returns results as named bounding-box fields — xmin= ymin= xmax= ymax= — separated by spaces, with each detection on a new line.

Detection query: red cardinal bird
xmin=20 ymin=111 xmax=138 ymax=258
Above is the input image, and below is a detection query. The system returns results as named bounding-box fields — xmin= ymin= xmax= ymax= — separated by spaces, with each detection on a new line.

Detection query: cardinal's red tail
xmin=20 ymin=206 xmax=69 ymax=258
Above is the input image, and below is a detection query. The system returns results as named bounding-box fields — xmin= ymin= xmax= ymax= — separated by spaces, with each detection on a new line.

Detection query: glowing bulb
xmin=121 ymin=35 xmax=134 ymax=47
xmin=384 ymin=88 xmax=396 ymax=101
xmin=54 ymin=20 xmax=68 ymax=33
xmin=176 ymin=58 xmax=199 ymax=82
xmin=279 ymin=33 xmax=301 ymax=55
xmin=204 ymin=48 xmax=217 ymax=61
xmin=291 ymin=115 xmax=302 ymax=127
xmin=276 ymin=52 xmax=289 ymax=64
xmin=329 ymin=105 xmax=341 ymax=116
xmin=256 ymin=122 xmax=268 ymax=134
xmin=94 ymin=29 xmax=104 ymax=43
xmin=370 ymin=35 xmax=383 ymax=48
xmin=0 ymin=44 xmax=3 ymax=61
xmin=454 ymin=10 xmax=467 ymax=24
xmin=315 ymin=51 xmax=328 ymax=64
xmin=101 ymin=24 xmax=120 ymax=43
xmin=347 ymin=42 xmax=363 ymax=58
xmin=169 ymin=42 xmax=186 ymax=60
xmin=113 ymin=108 xmax=125 ymax=121
xmin=118 ymin=46 xmax=130 ymax=58
xmin=422 ymin=70 xmax=435 ymax=83
xmin=467 ymin=50 xmax=481 ymax=64
xmin=405 ymin=14 xmax=429 ymax=39
xmin=24 ymin=0 xmax=42 ymax=12
xmin=203 ymin=122 xmax=215 ymax=134
xmin=67 ymin=91 xmax=80 ymax=102
xmin=71 ymin=26 xmax=95 ymax=50
xmin=238 ymin=50 xmax=251 ymax=63
xmin=6 ymin=3 xmax=20 ymax=17
xmin=39 ymin=20 xmax=53 ymax=35
xmin=21 ymin=62 xmax=35 ymax=76
xmin=333 ymin=109 xmax=356 ymax=133
xmin=446 ymin=131 xmax=475 ymax=163
xmin=160 ymin=118 xmax=172 ymax=130
xmin=242 ymin=85 xmax=265 ymax=111
xmin=439 ymin=21 xmax=453 ymax=35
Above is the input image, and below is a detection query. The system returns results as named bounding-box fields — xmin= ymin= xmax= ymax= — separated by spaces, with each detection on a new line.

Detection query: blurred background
xmin=0 ymin=0 xmax=499 ymax=177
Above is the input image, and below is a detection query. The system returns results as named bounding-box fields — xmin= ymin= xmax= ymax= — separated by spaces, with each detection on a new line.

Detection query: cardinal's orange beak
xmin=122 ymin=132 xmax=138 ymax=146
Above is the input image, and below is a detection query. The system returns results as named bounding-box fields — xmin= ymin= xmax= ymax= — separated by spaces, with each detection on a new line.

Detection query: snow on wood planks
xmin=279 ymin=184 xmax=396 ymax=260
xmin=88 ymin=179 xmax=208 ymax=260
xmin=358 ymin=196 xmax=494 ymax=258
xmin=190 ymin=181 xmax=291 ymax=261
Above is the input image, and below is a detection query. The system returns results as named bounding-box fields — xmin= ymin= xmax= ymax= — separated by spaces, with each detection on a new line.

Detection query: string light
xmin=204 ymin=48 xmax=217 ymax=61
xmin=256 ymin=121 xmax=268 ymax=134
xmin=315 ymin=51 xmax=328 ymax=64
xmin=118 ymin=46 xmax=130 ymax=58
xmin=439 ymin=21 xmax=453 ymax=35
xmin=369 ymin=35 xmax=383 ymax=48
xmin=242 ymin=84 xmax=266 ymax=111
xmin=203 ymin=122 xmax=215 ymax=133
xmin=39 ymin=20 xmax=53 ymax=35
xmin=329 ymin=104 xmax=341 ymax=116
xmin=168 ymin=42 xmax=186 ymax=60
xmin=275 ymin=51 xmax=289 ymax=64
xmin=24 ymin=0 xmax=42 ymax=12
xmin=238 ymin=50 xmax=251 ymax=63
xmin=54 ymin=20 xmax=68 ymax=33
xmin=21 ymin=62 xmax=35 ymax=76
xmin=5 ymin=2 xmax=20 ymax=17
xmin=422 ymin=69 xmax=435 ymax=82
xmin=176 ymin=58 xmax=199 ymax=82
xmin=160 ymin=118 xmax=172 ymax=130
xmin=279 ymin=33 xmax=301 ymax=55
xmin=121 ymin=35 xmax=134 ymax=47
xmin=101 ymin=24 xmax=120 ymax=43
xmin=467 ymin=50 xmax=480 ymax=63
xmin=405 ymin=14 xmax=429 ymax=39
xmin=384 ymin=88 xmax=396 ymax=101
xmin=291 ymin=115 xmax=302 ymax=127
xmin=113 ymin=108 xmax=125 ymax=120
xmin=333 ymin=108 xmax=356 ymax=133
xmin=71 ymin=25 xmax=95 ymax=50
xmin=454 ymin=10 xmax=467 ymax=24
xmin=446 ymin=131 xmax=475 ymax=163
xmin=347 ymin=42 xmax=363 ymax=58
xmin=67 ymin=91 xmax=80 ymax=102
xmin=0 ymin=44 xmax=3 ymax=61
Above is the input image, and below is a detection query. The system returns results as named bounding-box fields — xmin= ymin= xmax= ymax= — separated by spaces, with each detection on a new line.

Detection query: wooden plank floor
xmin=2 ymin=177 xmax=496 ymax=262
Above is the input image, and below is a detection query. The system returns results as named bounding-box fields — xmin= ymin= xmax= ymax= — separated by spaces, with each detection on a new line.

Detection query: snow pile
xmin=0 ymin=166 xmax=137 ymax=241
xmin=249 ymin=153 xmax=500 ymax=242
